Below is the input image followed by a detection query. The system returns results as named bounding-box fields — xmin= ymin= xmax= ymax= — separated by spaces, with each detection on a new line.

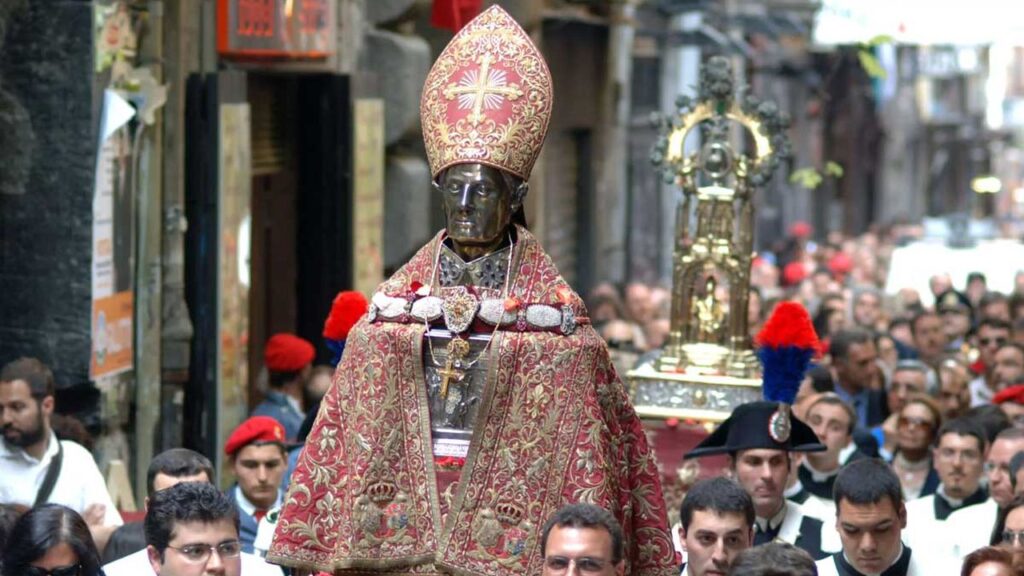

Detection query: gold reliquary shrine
xmin=627 ymin=56 xmax=792 ymax=422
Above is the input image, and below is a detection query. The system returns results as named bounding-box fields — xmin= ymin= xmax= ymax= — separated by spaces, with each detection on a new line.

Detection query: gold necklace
xmin=424 ymin=232 xmax=514 ymax=399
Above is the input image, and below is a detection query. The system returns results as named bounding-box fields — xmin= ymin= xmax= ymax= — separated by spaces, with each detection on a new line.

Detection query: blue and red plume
xmin=322 ymin=291 xmax=369 ymax=367
xmin=755 ymin=301 xmax=819 ymax=405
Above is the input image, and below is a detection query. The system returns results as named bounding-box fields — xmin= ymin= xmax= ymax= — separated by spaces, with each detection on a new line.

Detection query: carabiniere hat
xmin=683 ymin=400 xmax=825 ymax=458
xmin=685 ymin=302 xmax=826 ymax=459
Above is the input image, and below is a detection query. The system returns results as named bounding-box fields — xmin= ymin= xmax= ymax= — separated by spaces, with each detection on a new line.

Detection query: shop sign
xmin=217 ymin=0 xmax=336 ymax=60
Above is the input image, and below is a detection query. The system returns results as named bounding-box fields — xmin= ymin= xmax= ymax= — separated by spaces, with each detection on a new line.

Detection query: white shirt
xmin=969 ymin=376 xmax=993 ymax=407
xmin=814 ymin=544 xmax=948 ymax=576
xmin=234 ymin=485 xmax=283 ymax=518
xmin=103 ymin=547 xmax=283 ymax=576
xmin=944 ymin=498 xmax=999 ymax=559
xmin=0 ymin=432 xmax=122 ymax=526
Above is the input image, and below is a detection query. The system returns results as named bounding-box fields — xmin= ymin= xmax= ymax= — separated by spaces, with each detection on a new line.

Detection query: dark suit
xmin=101 ymin=521 xmax=146 ymax=564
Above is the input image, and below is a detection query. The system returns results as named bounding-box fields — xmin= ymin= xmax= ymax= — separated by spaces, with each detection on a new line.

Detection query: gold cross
xmin=438 ymin=339 xmax=470 ymax=398
xmin=443 ymin=53 xmax=523 ymax=125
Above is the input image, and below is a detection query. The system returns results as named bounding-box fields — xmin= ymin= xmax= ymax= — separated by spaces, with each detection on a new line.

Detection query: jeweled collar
xmin=438 ymin=242 xmax=512 ymax=290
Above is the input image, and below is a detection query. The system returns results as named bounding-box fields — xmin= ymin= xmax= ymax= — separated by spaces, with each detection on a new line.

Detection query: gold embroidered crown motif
xmin=420 ymin=5 xmax=553 ymax=181
xmin=495 ymin=501 xmax=525 ymax=525
xmin=367 ymin=481 xmax=398 ymax=504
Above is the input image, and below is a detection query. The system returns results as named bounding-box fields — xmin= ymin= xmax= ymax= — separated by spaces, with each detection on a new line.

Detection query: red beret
xmin=264 ymin=333 xmax=315 ymax=373
xmin=782 ymin=261 xmax=807 ymax=286
xmin=322 ymin=291 xmax=369 ymax=340
xmin=789 ymin=221 xmax=812 ymax=239
xmin=994 ymin=385 xmax=1024 ymax=406
xmin=225 ymin=416 xmax=286 ymax=456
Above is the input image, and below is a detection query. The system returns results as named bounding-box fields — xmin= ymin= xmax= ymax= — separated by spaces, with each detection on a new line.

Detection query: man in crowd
xmin=540 ymin=503 xmax=625 ymax=576
xmin=800 ymin=394 xmax=863 ymax=505
xmin=903 ymin=419 xmax=988 ymax=553
xmin=947 ymin=427 xmax=1024 ymax=558
xmin=994 ymin=385 xmax=1024 ymax=426
xmin=685 ymin=401 xmax=834 ymax=560
xmin=829 ymin=330 xmax=888 ymax=428
xmin=851 ymin=289 xmax=883 ymax=331
xmin=104 ymin=451 xmax=282 ymax=576
xmin=730 ymin=543 xmax=816 ymax=576
xmin=252 ymin=333 xmax=315 ymax=441
xmin=980 ymin=292 xmax=1012 ymax=324
xmin=678 ymin=477 xmax=754 ymax=576
xmin=936 ymin=290 xmax=973 ymax=353
xmin=970 ymin=318 xmax=1013 ymax=406
xmin=911 ymin=310 xmax=947 ymax=369
xmin=225 ymin=416 xmax=287 ymax=553
xmin=103 ymin=448 xmax=215 ymax=563
xmin=992 ymin=343 xmax=1024 ymax=397
xmin=144 ymin=483 xmax=242 ymax=576
xmin=938 ymin=360 xmax=972 ymax=421
xmin=816 ymin=459 xmax=933 ymax=576
xmin=143 ymin=482 xmax=247 ymax=576
xmin=0 ymin=357 xmax=122 ymax=546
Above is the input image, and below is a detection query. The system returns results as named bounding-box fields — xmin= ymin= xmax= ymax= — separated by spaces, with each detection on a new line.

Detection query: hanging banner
xmin=90 ymin=90 xmax=136 ymax=379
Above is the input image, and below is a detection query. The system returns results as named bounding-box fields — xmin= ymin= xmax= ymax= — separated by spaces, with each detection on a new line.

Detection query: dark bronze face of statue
xmin=437 ymin=163 xmax=525 ymax=261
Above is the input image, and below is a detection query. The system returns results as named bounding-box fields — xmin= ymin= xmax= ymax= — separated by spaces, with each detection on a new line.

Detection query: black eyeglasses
xmin=23 ymin=564 xmax=81 ymax=576
xmin=544 ymin=556 xmax=612 ymax=574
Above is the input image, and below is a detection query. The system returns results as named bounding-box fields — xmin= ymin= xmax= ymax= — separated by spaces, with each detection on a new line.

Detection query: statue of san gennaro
xmin=266 ymin=6 xmax=676 ymax=576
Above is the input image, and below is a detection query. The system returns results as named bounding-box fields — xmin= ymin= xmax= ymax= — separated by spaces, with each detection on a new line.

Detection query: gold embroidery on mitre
xmin=421 ymin=5 xmax=553 ymax=181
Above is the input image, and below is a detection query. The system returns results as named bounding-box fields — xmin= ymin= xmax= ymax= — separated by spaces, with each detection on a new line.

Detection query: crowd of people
xmin=586 ymin=222 xmax=1024 ymax=575
xmin=3 ymin=223 xmax=1024 ymax=575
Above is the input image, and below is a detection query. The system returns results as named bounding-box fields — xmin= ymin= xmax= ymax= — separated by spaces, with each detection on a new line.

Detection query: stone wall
xmin=0 ymin=0 xmax=97 ymax=393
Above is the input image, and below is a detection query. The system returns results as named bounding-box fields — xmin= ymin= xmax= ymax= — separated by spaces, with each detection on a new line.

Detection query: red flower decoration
xmin=504 ymin=297 xmax=521 ymax=312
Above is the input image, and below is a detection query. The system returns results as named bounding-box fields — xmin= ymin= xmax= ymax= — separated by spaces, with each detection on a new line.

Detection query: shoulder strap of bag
xmin=34 ymin=438 xmax=64 ymax=506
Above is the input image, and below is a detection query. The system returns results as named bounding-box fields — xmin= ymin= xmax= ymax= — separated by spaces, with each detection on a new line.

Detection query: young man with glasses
xmin=105 ymin=475 xmax=282 ymax=575
xmin=903 ymin=419 xmax=987 ymax=560
xmin=969 ymin=318 xmax=1013 ymax=406
xmin=145 ymin=482 xmax=243 ymax=576
xmin=947 ymin=427 xmax=1024 ymax=559
xmin=540 ymin=503 xmax=625 ymax=576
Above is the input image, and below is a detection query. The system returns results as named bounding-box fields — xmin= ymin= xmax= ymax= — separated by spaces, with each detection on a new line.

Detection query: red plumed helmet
xmin=322 ymin=291 xmax=369 ymax=341
xmin=756 ymin=301 xmax=820 ymax=350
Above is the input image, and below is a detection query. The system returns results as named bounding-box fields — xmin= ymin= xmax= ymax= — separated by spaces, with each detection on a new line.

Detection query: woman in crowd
xmin=1 ymin=504 xmax=105 ymax=576
xmin=960 ymin=546 xmax=1020 ymax=576
xmin=890 ymin=394 xmax=942 ymax=499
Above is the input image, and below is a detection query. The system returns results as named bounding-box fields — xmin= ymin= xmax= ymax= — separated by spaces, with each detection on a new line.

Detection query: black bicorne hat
xmin=683 ymin=401 xmax=825 ymax=459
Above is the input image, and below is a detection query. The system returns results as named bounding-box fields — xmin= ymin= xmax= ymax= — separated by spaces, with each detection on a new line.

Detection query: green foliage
xmin=790 ymin=168 xmax=823 ymax=190
xmin=866 ymin=34 xmax=895 ymax=47
xmin=825 ymin=161 xmax=844 ymax=178
xmin=790 ymin=161 xmax=845 ymax=190
xmin=855 ymin=35 xmax=892 ymax=80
